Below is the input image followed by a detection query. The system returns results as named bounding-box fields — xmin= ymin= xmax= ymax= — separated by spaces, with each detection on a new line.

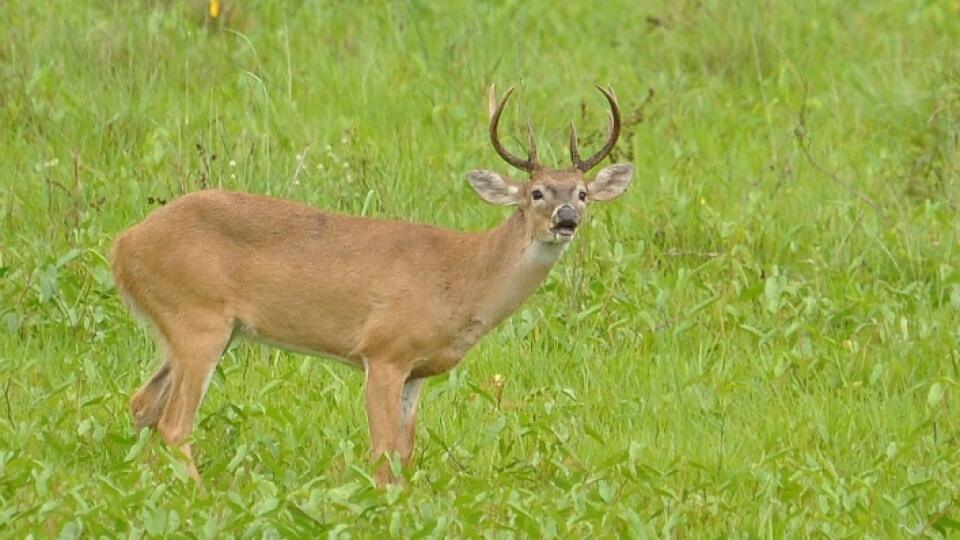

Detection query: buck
xmin=111 ymin=86 xmax=634 ymax=485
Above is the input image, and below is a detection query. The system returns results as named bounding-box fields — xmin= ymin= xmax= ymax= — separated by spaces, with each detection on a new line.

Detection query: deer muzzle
xmin=552 ymin=205 xmax=579 ymax=237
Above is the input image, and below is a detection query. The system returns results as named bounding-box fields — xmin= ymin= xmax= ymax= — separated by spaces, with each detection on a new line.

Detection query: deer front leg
xmin=398 ymin=378 xmax=425 ymax=467
xmin=364 ymin=361 xmax=408 ymax=486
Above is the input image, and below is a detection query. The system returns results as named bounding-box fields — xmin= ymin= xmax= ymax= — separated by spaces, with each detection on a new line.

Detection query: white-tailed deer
xmin=111 ymin=86 xmax=634 ymax=485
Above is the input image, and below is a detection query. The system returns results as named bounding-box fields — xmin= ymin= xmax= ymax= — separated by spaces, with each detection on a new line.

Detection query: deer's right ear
xmin=467 ymin=170 xmax=521 ymax=206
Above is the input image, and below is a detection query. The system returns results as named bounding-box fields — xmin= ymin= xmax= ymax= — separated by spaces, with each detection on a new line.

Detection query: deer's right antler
xmin=488 ymin=86 xmax=540 ymax=173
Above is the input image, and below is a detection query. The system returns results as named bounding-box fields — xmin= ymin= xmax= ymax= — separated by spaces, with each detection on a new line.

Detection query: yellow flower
xmin=209 ymin=0 xmax=220 ymax=18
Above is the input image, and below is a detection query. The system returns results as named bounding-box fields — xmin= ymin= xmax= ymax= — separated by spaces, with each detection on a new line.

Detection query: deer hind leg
xmin=130 ymin=359 xmax=173 ymax=430
xmin=364 ymin=360 xmax=409 ymax=486
xmin=154 ymin=313 xmax=234 ymax=482
xmin=398 ymin=378 xmax=425 ymax=467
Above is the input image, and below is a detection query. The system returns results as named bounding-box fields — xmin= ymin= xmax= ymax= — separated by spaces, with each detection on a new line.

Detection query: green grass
xmin=2 ymin=0 xmax=960 ymax=536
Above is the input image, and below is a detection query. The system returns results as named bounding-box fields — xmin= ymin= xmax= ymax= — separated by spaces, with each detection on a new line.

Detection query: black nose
xmin=556 ymin=205 xmax=578 ymax=226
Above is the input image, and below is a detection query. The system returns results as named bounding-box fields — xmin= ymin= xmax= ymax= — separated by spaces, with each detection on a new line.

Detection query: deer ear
xmin=467 ymin=170 xmax=522 ymax=206
xmin=588 ymin=163 xmax=634 ymax=202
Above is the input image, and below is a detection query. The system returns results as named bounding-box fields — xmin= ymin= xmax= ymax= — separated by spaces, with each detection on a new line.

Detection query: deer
xmin=110 ymin=85 xmax=635 ymax=486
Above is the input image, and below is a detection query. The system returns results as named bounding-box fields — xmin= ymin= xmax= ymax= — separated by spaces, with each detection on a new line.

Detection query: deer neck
xmin=466 ymin=209 xmax=567 ymax=325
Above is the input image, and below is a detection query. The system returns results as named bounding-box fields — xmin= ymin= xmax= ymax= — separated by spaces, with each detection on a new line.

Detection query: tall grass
xmin=1 ymin=0 xmax=959 ymax=536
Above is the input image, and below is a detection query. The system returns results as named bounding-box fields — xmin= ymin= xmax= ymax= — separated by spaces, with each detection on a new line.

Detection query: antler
xmin=569 ymin=86 xmax=622 ymax=172
xmin=488 ymin=85 xmax=540 ymax=173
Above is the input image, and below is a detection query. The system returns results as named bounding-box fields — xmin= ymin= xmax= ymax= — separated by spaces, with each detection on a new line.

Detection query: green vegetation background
xmin=1 ymin=0 xmax=959 ymax=536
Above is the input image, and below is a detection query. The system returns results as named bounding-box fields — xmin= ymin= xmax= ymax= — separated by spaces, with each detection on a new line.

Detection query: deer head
xmin=467 ymin=86 xmax=634 ymax=244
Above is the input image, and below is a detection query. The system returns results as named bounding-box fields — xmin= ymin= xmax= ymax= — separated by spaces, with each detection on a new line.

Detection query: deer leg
xmin=397 ymin=377 xmax=425 ymax=467
xmin=364 ymin=361 xmax=408 ymax=486
xmin=155 ymin=316 xmax=233 ymax=483
xmin=130 ymin=359 xmax=173 ymax=430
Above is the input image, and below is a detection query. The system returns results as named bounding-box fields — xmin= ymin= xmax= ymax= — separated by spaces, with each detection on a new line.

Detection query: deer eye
xmin=531 ymin=189 xmax=544 ymax=200
xmin=578 ymin=191 xmax=588 ymax=202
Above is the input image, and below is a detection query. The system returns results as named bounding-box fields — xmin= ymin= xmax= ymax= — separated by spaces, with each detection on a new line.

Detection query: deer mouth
xmin=551 ymin=223 xmax=578 ymax=240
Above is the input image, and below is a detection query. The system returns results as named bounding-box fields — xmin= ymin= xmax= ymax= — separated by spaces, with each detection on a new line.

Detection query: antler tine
xmin=488 ymin=86 xmax=538 ymax=173
xmin=487 ymin=84 xmax=498 ymax=120
xmin=573 ymin=85 xmax=622 ymax=172
xmin=526 ymin=121 xmax=538 ymax=165
xmin=568 ymin=121 xmax=581 ymax=166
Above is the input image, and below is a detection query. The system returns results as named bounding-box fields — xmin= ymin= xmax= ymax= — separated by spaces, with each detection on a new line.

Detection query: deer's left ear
xmin=467 ymin=170 xmax=522 ymax=206
xmin=588 ymin=163 xmax=633 ymax=202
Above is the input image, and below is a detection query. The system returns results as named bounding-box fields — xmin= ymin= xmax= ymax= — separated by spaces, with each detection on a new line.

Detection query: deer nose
xmin=554 ymin=205 xmax=579 ymax=226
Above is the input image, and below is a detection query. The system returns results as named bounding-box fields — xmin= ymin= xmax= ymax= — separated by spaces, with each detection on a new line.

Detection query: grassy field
xmin=2 ymin=0 xmax=960 ymax=536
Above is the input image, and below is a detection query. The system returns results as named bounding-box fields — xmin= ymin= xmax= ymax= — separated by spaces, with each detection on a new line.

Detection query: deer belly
xmin=233 ymin=295 xmax=366 ymax=366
